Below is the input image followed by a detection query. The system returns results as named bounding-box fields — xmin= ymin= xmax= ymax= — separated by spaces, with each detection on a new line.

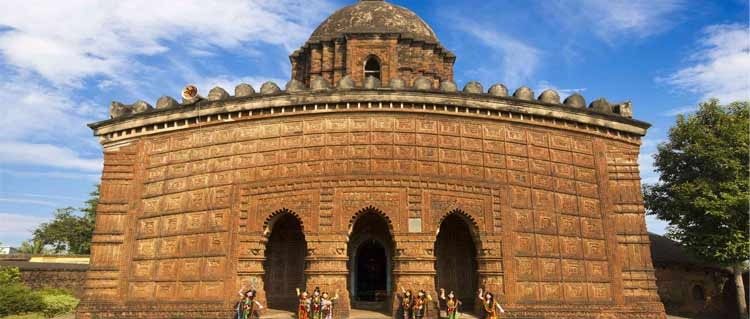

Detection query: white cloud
xmin=639 ymin=152 xmax=659 ymax=185
xmin=0 ymin=212 xmax=49 ymax=246
xmin=0 ymin=169 xmax=100 ymax=181
xmin=0 ymin=197 xmax=59 ymax=207
xmin=663 ymin=23 xmax=750 ymax=103
xmin=550 ymin=0 xmax=684 ymax=42
xmin=0 ymin=0 xmax=335 ymax=86
xmin=662 ymin=105 xmax=698 ymax=116
xmin=0 ymin=79 xmax=100 ymax=141
xmin=0 ymin=142 xmax=103 ymax=172
xmin=453 ymin=19 xmax=541 ymax=88
xmin=646 ymin=214 xmax=669 ymax=235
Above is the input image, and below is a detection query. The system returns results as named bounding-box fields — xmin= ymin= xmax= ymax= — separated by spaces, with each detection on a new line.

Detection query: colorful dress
xmin=482 ymin=300 xmax=502 ymax=319
xmin=445 ymin=299 xmax=460 ymax=319
xmin=236 ymin=298 xmax=257 ymax=319
xmin=311 ymin=296 xmax=322 ymax=319
xmin=298 ymin=297 xmax=311 ymax=319
xmin=320 ymin=296 xmax=337 ymax=319
xmin=397 ymin=295 xmax=412 ymax=319
xmin=412 ymin=297 xmax=428 ymax=319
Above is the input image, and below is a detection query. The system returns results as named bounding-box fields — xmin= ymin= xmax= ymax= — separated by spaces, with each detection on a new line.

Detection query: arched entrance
xmin=435 ymin=212 xmax=478 ymax=310
xmin=348 ymin=208 xmax=394 ymax=310
xmin=263 ymin=211 xmax=306 ymax=311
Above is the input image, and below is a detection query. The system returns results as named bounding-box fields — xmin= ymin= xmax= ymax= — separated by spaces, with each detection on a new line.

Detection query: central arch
xmin=263 ymin=210 xmax=306 ymax=311
xmin=434 ymin=211 xmax=479 ymax=311
xmin=348 ymin=207 xmax=394 ymax=310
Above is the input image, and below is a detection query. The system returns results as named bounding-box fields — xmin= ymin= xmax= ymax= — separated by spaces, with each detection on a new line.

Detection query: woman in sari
xmin=477 ymin=288 xmax=505 ymax=319
xmin=310 ymin=287 xmax=323 ymax=319
xmin=320 ymin=290 xmax=339 ymax=319
xmin=411 ymin=290 xmax=432 ymax=319
xmin=396 ymin=287 xmax=414 ymax=319
xmin=296 ymin=288 xmax=311 ymax=319
xmin=236 ymin=286 xmax=263 ymax=319
xmin=439 ymin=288 xmax=462 ymax=319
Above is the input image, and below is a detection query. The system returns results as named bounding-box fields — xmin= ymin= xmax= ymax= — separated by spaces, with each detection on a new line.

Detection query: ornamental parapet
xmin=90 ymin=77 xmax=649 ymax=147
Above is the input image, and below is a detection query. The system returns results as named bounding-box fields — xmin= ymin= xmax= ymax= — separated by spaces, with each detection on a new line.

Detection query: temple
xmin=78 ymin=1 xmax=667 ymax=318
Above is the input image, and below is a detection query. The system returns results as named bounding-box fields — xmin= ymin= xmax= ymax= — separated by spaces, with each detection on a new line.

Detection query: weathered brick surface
xmin=79 ymin=107 xmax=666 ymax=318
xmin=80 ymin=1 xmax=665 ymax=317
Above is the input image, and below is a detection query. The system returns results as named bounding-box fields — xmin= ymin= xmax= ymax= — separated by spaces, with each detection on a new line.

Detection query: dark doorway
xmin=355 ymin=240 xmax=388 ymax=301
xmin=264 ymin=213 xmax=306 ymax=311
xmin=435 ymin=213 xmax=478 ymax=310
xmin=349 ymin=208 xmax=393 ymax=310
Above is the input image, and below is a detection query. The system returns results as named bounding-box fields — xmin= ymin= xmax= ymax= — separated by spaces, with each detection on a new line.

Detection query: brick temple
xmin=78 ymin=1 xmax=667 ymax=318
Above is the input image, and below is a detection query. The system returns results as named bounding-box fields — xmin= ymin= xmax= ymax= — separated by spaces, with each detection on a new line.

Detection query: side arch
xmin=263 ymin=208 xmax=305 ymax=237
xmin=263 ymin=209 xmax=307 ymax=310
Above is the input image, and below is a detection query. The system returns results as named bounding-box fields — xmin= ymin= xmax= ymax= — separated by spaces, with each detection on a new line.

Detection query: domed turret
xmin=290 ymin=0 xmax=455 ymax=88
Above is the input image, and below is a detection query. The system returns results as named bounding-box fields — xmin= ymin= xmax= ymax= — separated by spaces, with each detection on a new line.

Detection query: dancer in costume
xmin=310 ymin=287 xmax=323 ymax=319
xmin=439 ymin=288 xmax=462 ymax=319
xmin=236 ymin=285 xmax=264 ymax=319
xmin=412 ymin=290 xmax=432 ymax=319
xmin=397 ymin=287 xmax=414 ymax=319
xmin=297 ymin=288 xmax=311 ymax=319
xmin=477 ymin=288 xmax=505 ymax=319
xmin=320 ymin=290 xmax=339 ymax=319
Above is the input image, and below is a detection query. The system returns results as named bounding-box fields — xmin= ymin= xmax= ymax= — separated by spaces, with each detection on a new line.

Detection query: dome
xmin=309 ymin=0 xmax=439 ymax=43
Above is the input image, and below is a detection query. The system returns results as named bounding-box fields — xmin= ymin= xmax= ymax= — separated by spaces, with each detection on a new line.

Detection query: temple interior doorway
xmin=263 ymin=212 xmax=307 ymax=311
xmin=348 ymin=208 xmax=394 ymax=311
xmin=355 ymin=240 xmax=387 ymax=301
xmin=435 ymin=213 xmax=478 ymax=311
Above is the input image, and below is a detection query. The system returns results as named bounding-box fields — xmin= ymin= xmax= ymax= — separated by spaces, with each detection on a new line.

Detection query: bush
xmin=0 ymin=283 xmax=43 ymax=316
xmin=0 ymin=266 xmax=21 ymax=285
xmin=39 ymin=293 xmax=79 ymax=319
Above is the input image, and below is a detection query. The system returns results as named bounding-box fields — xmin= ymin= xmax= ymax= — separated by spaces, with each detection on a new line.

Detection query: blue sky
xmin=0 ymin=0 xmax=748 ymax=246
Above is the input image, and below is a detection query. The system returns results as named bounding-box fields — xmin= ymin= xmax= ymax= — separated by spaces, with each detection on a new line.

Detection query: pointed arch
xmin=263 ymin=208 xmax=306 ymax=310
xmin=434 ymin=209 xmax=480 ymax=310
xmin=347 ymin=205 xmax=394 ymax=236
xmin=347 ymin=206 xmax=395 ymax=308
xmin=263 ymin=208 xmax=304 ymax=237
xmin=435 ymin=209 xmax=483 ymax=252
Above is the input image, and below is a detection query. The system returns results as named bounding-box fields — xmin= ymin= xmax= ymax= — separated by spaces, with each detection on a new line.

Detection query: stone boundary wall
xmin=0 ymin=260 xmax=89 ymax=298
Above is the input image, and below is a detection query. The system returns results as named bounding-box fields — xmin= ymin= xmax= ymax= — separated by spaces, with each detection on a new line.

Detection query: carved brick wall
xmin=79 ymin=112 xmax=665 ymax=319
xmin=605 ymin=143 xmax=661 ymax=302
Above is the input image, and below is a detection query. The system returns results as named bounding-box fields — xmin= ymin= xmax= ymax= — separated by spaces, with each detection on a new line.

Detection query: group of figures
xmin=397 ymin=287 xmax=505 ymax=319
xmin=236 ymin=285 xmax=505 ymax=319
xmin=297 ymin=287 xmax=339 ymax=319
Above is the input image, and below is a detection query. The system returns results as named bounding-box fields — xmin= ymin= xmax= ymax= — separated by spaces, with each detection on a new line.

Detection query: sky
xmin=0 ymin=0 xmax=748 ymax=247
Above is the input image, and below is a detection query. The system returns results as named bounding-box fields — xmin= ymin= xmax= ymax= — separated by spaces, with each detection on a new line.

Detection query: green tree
xmin=644 ymin=100 xmax=749 ymax=317
xmin=17 ymin=239 xmax=47 ymax=254
xmin=32 ymin=185 xmax=99 ymax=255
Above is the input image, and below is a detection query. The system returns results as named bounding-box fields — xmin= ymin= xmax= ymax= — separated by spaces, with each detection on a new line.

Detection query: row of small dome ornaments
xmin=109 ymin=75 xmax=633 ymax=119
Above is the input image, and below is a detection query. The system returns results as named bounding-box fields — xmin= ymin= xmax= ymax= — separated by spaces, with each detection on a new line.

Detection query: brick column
xmin=305 ymin=234 xmax=351 ymax=318
xmin=392 ymin=235 xmax=439 ymax=319
xmin=476 ymin=236 xmax=504 ymax=314
xmin=236 ymin=234 xmax=268 ymax=306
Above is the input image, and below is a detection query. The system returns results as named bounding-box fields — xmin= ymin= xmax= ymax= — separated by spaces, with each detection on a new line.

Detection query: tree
xmin=31 ymin=185 xmax=99 ymax=255
xmin=644 ymin=100 xmax=749 ymax=317
xmin=17 ymin=239 xmax=46 ymax=254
